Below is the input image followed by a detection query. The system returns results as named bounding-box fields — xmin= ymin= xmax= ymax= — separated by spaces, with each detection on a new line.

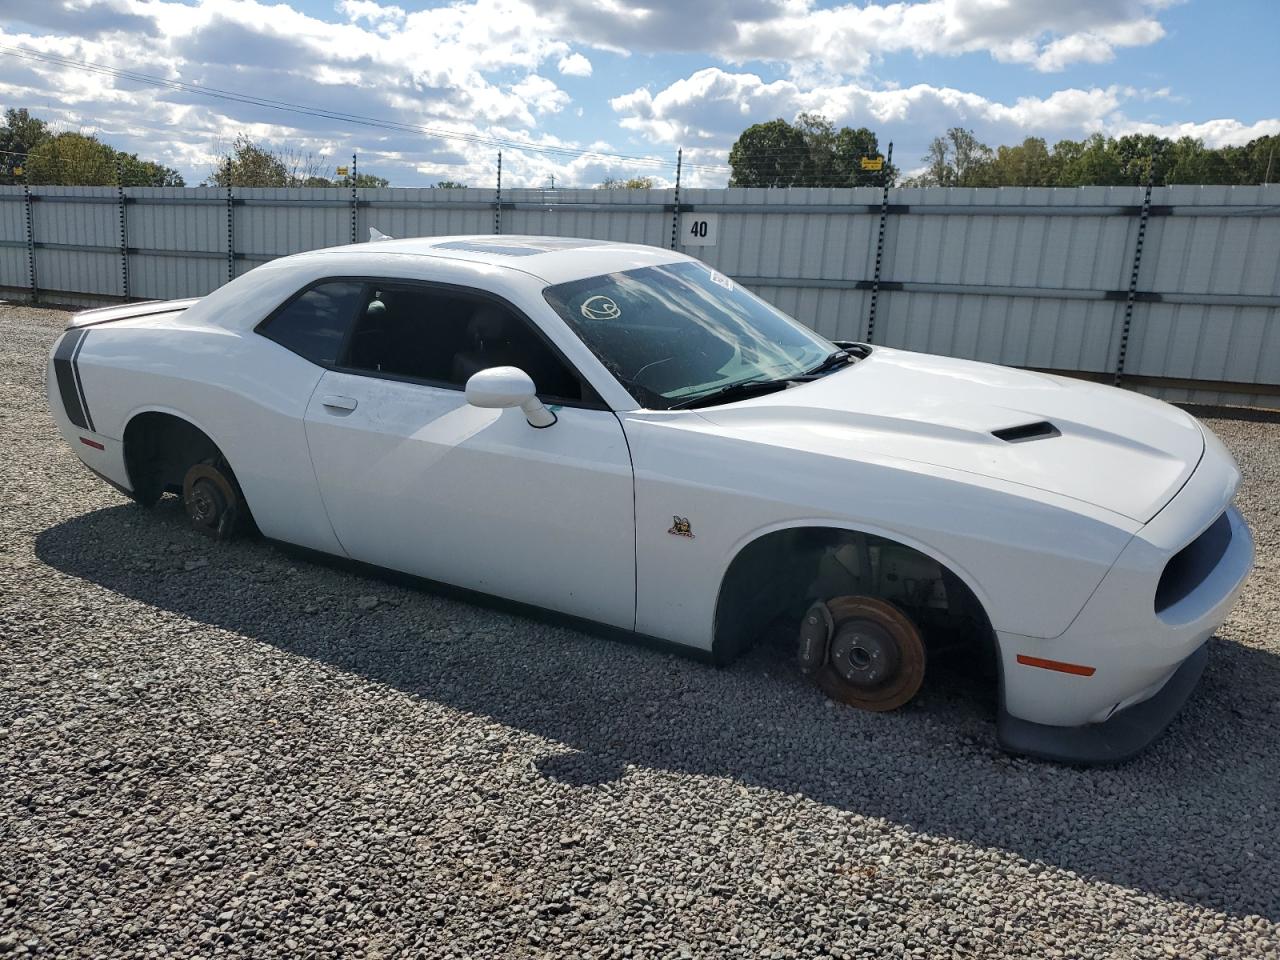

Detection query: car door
xmin=302 ymin=279 xmax=636 ymax=629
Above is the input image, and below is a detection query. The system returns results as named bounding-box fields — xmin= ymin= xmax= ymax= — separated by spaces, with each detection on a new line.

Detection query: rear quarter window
xmin=259 ymin=281 xmax=366 ymax=365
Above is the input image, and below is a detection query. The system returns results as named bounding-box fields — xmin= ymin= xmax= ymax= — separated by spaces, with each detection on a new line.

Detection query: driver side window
xmin=339 ymin=282 xmax=586 ymax=403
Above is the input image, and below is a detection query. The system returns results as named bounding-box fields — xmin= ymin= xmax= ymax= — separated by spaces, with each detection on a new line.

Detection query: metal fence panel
xmin=0 ymin=186 xmax=27 ymax=290
xmin=358 ymin=187 xmax=492 ymax=241
xmin=502 ymin=188 xmax=670 ymax=246
xmin=237 ymin=187 xmax=350 ymax=262
xmin=1 ymin=182 xmax=1277 ymax=409
xmin=31 ymin=186 xmax=120 ymax=296
xmin=126 ymin=187 xmax=227 ymax=300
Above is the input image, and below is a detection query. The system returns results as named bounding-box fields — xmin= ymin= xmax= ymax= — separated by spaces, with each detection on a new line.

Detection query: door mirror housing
xmin=464 ymin=366 xmax=558 ymax=428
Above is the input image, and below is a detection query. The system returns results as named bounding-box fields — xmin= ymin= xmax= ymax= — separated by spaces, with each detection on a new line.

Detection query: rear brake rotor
xmin=182 ymin=462 xmax=240 ymax=540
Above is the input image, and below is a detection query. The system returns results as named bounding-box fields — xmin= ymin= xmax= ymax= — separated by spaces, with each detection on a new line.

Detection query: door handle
xmin=321 ymin=395 xmax=358 ymax=412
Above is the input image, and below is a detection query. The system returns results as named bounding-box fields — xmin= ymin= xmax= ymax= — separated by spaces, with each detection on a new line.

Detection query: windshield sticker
xmin=708 ymin=270 xmax=733 ymax=291
xmin=581 ymin=295 xmax=622 ymax=321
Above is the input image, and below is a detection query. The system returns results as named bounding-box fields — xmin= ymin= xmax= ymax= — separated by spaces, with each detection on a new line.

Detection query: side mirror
xmin=464 ymin=366 xmax=557 ymax=428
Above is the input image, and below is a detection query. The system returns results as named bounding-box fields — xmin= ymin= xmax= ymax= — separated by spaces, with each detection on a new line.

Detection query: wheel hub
xmin=182 ymin=462 xmax=240 ymax=540
xmin=186 ymin=477 xmax=225 ymax=526
xmin=829 ymin=619 xmax=900 ymax=689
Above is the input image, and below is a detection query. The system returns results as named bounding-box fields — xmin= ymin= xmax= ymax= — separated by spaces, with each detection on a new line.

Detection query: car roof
xmin=294 ymin=234 xmax=689 ymax=285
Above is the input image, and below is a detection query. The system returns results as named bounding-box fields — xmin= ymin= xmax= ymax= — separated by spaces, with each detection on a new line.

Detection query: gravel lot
xmin=2 ymin=302 xmax=1278 ymax=959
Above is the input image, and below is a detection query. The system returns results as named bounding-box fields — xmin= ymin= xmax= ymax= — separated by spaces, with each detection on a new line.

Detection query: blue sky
xmin=0 ymin=0 xmax=1276 ymax=187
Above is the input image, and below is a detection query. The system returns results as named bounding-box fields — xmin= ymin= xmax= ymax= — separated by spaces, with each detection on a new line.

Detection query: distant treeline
xmin=0 ymin=108 xmax=184 ymax=186
xmin=0 ymin=109 xmax=405 ymax=188
xmin=728 ymin=115 xmax=1278 ymax=188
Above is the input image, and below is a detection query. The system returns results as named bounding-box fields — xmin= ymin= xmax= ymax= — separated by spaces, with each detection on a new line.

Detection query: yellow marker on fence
xmin=860 ymin=156 xmax=883 ymax=171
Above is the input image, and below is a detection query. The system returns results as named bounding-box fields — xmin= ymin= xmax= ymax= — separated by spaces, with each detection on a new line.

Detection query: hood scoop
xmin=992 ymin=421 xmax=1061 ymax=443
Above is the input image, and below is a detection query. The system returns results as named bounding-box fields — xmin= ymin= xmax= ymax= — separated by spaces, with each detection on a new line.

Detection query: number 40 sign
xmin=680 ymin=212 xmax=719 ymax=247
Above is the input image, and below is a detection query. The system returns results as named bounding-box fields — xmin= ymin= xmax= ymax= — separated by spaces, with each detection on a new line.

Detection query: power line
xmin=0 ymin=43 xmax=734 ymax=175
xmin=0 ymin=45 xmax=910 ymax=185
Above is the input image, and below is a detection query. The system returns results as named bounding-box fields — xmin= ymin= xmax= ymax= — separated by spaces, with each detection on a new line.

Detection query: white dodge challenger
xmin=47 ymin=235 xmax=1254 ymax=763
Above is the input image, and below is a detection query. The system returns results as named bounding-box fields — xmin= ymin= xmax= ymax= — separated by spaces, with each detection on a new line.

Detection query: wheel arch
xmin=121 ymin=406 xmax=241 ymax=501
xmin=710 ymin=519 xmax=999 ymax=668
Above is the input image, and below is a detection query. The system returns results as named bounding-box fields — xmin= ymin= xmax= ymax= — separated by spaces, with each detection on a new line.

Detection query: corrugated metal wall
xmin=1 ymin=183 xmax=1277 ymax=408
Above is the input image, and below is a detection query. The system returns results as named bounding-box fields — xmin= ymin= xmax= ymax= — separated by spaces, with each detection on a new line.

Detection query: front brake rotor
xmin=811 ymin=595 xmax=926 ymax=712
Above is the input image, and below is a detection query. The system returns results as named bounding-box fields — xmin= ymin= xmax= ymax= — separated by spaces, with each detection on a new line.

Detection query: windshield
xmin=543 ymin=260 xmax=836 ymax=408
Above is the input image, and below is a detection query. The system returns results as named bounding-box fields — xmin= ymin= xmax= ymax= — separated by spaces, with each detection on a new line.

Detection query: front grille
xmin=1155 ymin=511 xmax=1233 ymax=614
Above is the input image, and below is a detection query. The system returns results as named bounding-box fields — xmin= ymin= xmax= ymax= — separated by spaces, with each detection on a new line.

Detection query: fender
xmin=716 ymin=515 xmax=999 ymax=626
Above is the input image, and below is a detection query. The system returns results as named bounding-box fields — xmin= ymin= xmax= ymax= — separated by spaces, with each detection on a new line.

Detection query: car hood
xmin=697 ymin=347 xmax=1204 ymax=523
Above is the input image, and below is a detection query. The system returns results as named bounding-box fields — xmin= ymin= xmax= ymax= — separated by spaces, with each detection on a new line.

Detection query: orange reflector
xmin=1016 ymin=654 xmax=1096 ymax=677
xmin=80 ymin=437 xmax=105 ymax=450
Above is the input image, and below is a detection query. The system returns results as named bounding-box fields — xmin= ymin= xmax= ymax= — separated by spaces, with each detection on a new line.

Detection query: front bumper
xmin=994 ymin=426 xmax=1253 ymax=763
xmin=998 ymin=642 xmax=1208 ymax=764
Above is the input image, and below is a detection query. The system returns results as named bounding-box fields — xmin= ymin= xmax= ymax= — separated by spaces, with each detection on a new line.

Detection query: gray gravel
xmin=2 ymin=302 xmax=1278 ymax=959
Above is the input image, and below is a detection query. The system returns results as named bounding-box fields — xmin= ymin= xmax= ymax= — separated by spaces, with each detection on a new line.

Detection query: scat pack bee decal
xmin=668 ymin=516 xmax=695 ymax=539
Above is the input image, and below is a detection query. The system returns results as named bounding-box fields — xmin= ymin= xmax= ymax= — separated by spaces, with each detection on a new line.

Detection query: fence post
xmin=225 ymin=157 xmax=235 ymax=285
xmin=865 ymin=141 xmax=892 ymax=343
xmin=669 ymin=147 xmax=683 ymax=251
xmin=116 ymin=158 xmax=130 ymax=300
xmin=1115 ymin=172 xmax=1154 ymax=386
xmin=350 ymin=152 xmax=358 ymax=245
xmin=494 ymin=151 xmax=502 ymax=235
xmin=22 ymin=174 xmax=37 ymax=304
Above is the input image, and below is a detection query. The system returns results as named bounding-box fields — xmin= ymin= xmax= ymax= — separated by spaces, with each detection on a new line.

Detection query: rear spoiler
xmin=67 ymin=297 xmax=201 ymax=330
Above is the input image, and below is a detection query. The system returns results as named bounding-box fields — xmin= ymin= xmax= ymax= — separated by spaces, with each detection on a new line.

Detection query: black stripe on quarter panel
xmin=53 ymin=329 xmax=89 ymax=430
xmin=69 ymin=330 xmax=96 ymax=432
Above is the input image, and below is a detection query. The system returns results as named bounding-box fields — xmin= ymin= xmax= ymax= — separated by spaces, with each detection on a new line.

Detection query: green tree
xmin=730 ymin=115 xmax=893 ymax=187
xmin=728 ymin=118 xmax=810 ymax=187
xmin=206 ymin=135 xmax=290 ymax=186
xmin=355 ymin=173 xmax=390 ymax=187
xmin=116 ymin=151 xmax=184 ymax=187
xmin=205 ymin=136 xmax=336 ymax=187
xmin=597 ymin=176 xmax=655 ymax=189
xmin=981 ymin=137 xmax=1059 ymax=187
xmin=831 ymin=125 xmax=894 ymax=187
xmin=1111 ymin=134 xmax=1174 ymax=186
xmin=1054 ymin=134 xmax=1122 ymax=186
xmin=793 ymin=112 xmax=838 ymax=185
xmin=1221 ymin=135 xmax=1278 ymax=184
xmin=0 ymin=108 xmax=50 ymax=184
xmin=434 ymin=179 xmax=467 ymax=188
xmin=912 ymin=128 xmax=993 ymax=186
xmin=1 ymin=110 xmax=181 ymax=185
xmin=26 ymin=132 xmax=115 ymax=185
xmin=1166 ymin=136 xmax=1234 ymax=184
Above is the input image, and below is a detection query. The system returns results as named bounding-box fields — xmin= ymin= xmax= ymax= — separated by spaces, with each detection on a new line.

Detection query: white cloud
xmin=612 ymin=69 xmax=1130 ymax=148
xmin=337 ymin=0 xmax=406 ymax=27
xmin=0 ymin=0 xmax=583 ymax=182
xmin=511 ymin=74 xmax=571 ymax=115
xmin=557 ymin=52 xmax=592 ymax=77
xmin=535 ymin=0 xmax=1174 ymax=74
xmin=1110 ymin=117 xmax=1280 ymax=148
xmin=609 ymin=67 xmax=1195 ymax=163
xmin=0 ymin=0 xmax=1271 ymax=189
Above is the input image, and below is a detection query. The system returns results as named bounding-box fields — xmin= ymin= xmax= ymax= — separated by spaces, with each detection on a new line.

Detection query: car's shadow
xmin=34 ymin=500 xmax=1280 ymax=922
